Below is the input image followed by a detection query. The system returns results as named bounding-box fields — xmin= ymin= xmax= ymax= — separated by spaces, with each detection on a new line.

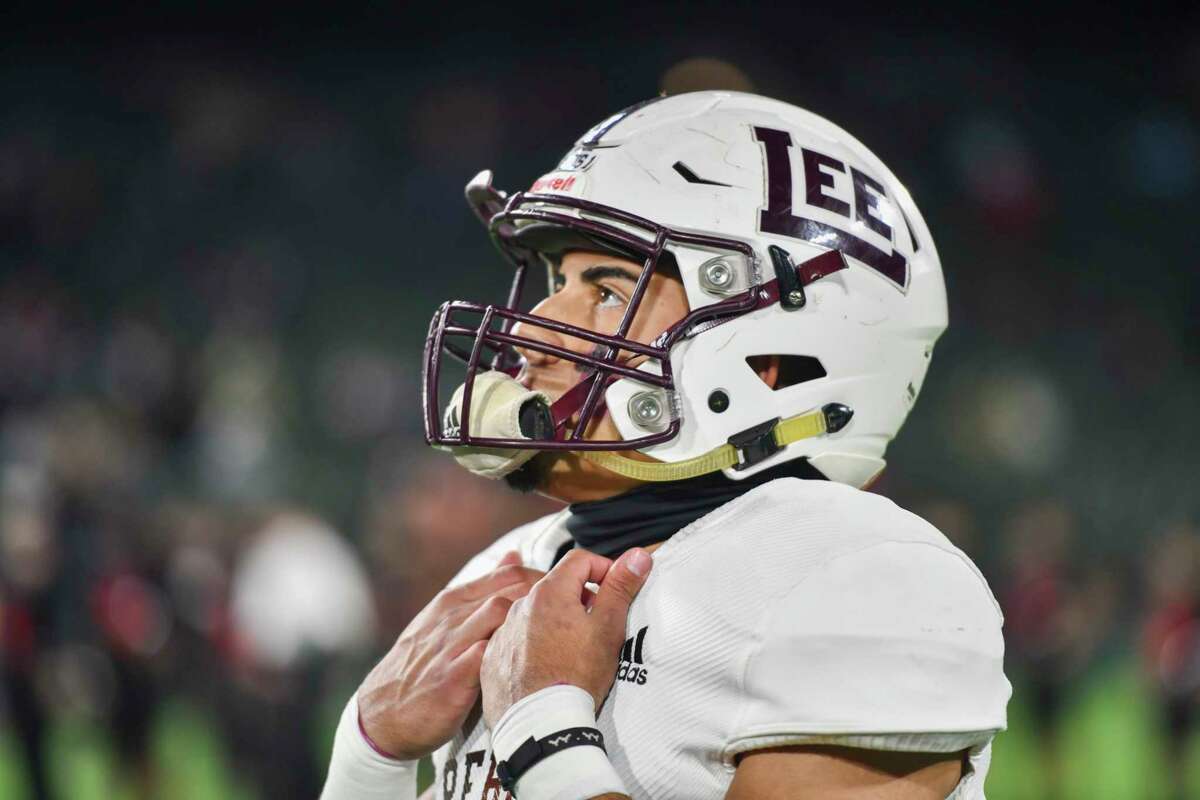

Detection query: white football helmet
xmin=423 ymin=91 xmax=947 ymax=489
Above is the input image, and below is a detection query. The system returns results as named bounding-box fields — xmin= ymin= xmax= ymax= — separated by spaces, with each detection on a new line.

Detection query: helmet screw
xmin=707 ymin=390 xmax=729 ymax=413
xmin=786 ymin=289 xmax=806 ymax=306
xmin=700 ymin=260 xmax=735 ymax=294
xmin=628 ymin=392 xmax=664 ymax=428
xmin=705 ymin=262 xmax=732 ymax=286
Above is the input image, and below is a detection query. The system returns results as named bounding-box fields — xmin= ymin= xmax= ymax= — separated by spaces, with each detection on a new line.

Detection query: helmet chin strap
xmin=440 ymin=366 xmax=851 ymax=483
xmin=579 ymin=403 xmax=851 ymax=482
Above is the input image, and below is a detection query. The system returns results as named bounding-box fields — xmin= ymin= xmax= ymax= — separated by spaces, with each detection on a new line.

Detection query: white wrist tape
xmin=321 ymin=691 xmax=419 ymax=800
xmin=491 ymin=685 xmax=627 ymax=800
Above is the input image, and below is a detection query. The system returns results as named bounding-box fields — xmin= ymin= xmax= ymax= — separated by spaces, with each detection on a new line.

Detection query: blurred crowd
xmin=0 ymin=420 xmax=557 ymax=798
xmin=2 ymin=11 xmax=1200 ymax=799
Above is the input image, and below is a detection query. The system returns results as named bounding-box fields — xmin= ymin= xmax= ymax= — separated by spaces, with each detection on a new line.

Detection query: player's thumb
xmin=593 ymin=548 xmax=652 ymax=624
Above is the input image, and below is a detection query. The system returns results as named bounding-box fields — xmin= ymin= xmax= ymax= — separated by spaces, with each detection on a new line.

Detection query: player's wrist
xmin=321 ymin=691 xmax=419 ymax=800
xmin=356 ymin=693 xmax=425 ymax=762
xmin=357 ymin=704 xmax=409 ymax=762
xmin=491 ymin=685 xmax=626 ymax=799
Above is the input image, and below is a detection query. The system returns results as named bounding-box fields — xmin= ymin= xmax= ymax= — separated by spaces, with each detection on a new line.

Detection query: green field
xmin=2 ymin=658 xmax=1198 ymax=799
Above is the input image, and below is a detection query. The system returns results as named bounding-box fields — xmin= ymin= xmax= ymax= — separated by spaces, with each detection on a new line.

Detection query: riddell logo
xmin=617 ymin=626 xmax=648 ymax=685
xmin=530 ymin=174 xmax=577 ymax=193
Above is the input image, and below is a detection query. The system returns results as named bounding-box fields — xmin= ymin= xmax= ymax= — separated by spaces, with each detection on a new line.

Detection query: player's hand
xmin=480 ymin=547 xmax=652 ymax=730
xmin=357 ymin=551 xmax=545 ymax=760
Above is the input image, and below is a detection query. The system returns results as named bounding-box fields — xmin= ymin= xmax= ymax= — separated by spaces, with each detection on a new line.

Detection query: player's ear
xmin=747 ymin=354 xmax=781 ymax=390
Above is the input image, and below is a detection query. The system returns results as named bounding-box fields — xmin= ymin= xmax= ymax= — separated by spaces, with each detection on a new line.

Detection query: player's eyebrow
xmin=580 ymin=265 xmax=641 ymax=284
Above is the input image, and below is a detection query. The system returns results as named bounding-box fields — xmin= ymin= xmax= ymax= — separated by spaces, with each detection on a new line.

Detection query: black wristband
xmin=496 ymin=726 xmax=607 ymax=793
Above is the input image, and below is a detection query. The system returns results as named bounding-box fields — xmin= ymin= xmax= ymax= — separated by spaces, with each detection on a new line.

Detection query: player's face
xmin=506 ymin=250 xmax=689 ymax=502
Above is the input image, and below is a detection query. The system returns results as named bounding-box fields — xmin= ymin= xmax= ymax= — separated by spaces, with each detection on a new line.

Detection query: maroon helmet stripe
xmin=797 ymin=250 xmax=849 ymax=286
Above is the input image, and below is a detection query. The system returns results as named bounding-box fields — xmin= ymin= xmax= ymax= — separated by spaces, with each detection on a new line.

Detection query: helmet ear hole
xmin=745 ymin=355 xmax=827 ymax=391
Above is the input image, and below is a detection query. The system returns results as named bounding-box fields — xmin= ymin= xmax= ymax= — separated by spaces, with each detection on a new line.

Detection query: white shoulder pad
xmin=728 ymin=541 xmax=1010 ymax=748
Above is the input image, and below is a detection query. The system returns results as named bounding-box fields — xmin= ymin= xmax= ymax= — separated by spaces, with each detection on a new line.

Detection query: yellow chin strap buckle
xmin=580 ymin=403 xmax=853 ymax=482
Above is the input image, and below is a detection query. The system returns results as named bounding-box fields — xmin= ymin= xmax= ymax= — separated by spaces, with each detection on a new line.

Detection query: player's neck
xmin=562 ymin=458 xmax=827 ymax=561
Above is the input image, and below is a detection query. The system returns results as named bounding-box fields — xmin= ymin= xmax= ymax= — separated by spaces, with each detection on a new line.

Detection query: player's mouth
xmin=516 ymin=350 xmax=652 ymax=426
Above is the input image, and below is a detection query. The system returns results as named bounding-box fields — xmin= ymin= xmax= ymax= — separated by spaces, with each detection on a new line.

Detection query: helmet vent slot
xmin=672 ymin=161 xmax=731 ymax=187
xmin=745 ymin=355 xmax=827 ymax=391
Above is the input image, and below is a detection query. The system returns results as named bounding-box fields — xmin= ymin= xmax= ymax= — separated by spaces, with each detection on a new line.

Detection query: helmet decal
xmin=753 ymin=125 xmax=910 ymax=291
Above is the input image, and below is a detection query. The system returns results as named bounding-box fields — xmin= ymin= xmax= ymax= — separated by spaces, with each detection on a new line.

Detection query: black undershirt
xmin=557 ymin=458 xmax=827 ymax=563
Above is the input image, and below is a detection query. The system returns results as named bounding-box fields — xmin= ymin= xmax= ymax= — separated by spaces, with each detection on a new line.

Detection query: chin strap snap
xmin=580 ymin=403 xmax=852 ymax=482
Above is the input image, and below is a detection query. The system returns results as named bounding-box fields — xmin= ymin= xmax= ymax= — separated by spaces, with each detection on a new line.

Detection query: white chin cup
xmin=439 ymin=371 xmax=550 ymax=480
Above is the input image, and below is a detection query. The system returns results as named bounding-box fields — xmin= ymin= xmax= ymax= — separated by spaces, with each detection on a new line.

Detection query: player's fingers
xmin=496 ymin=550 xmax=522 ymax=568
xmin=494 ymin=579 xmax=538 ymax=603
xmin=544 ymin=548 xmax=613 ymax=591
xmin=450 ymin=564 xmax=544 ymax=603
xmin=447 ymin=639 xmax=489 ymax=690
xmin=592 ymin=548 xmax=653 ymax=625
xmin=449 ymin=595 xmax=514 ymax=656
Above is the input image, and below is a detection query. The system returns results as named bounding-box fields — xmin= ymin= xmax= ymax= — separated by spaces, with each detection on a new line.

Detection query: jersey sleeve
xmin=727 ymin=541 xmax=1010 ymax=755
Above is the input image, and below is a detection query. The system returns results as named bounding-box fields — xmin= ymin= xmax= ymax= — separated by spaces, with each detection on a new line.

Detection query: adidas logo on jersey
xmin=617 ymin=626 xmax=648 ymax=685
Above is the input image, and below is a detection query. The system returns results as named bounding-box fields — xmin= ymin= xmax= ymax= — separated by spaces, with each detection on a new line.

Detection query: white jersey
xmin=432 ymin=478 xmax=1011 ymax=799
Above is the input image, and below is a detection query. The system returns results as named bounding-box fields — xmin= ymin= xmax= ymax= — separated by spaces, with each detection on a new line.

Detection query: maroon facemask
xmin=421 ymin=175 xmax=846 ymax=454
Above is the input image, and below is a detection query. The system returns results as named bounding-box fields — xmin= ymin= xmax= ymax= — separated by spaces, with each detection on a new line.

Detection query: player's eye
xmin=597 ymin=285 xmax=626 ymax=309
xmin=552 ymin=273 xmax=566 ymax=293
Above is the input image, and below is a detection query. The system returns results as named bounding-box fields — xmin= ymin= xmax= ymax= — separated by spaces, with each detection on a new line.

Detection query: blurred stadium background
xmin=2 ymin=4 xmax=1199 ymax=798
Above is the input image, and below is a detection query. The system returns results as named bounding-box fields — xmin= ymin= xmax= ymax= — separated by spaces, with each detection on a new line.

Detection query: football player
xmin=323 ymin=91 xmax=1011 ymax=799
